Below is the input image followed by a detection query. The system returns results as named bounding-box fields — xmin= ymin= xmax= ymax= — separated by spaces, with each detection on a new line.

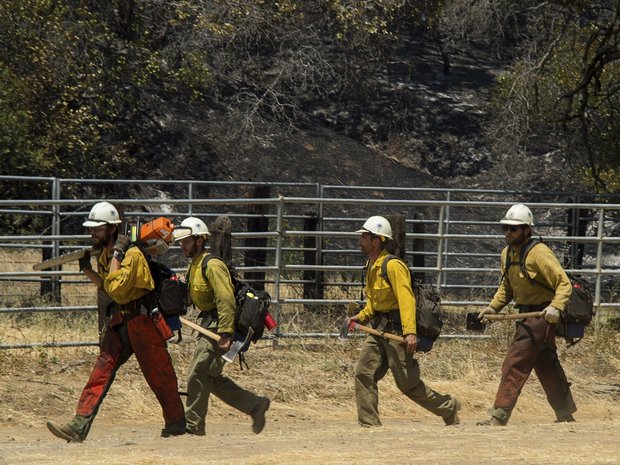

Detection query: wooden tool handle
xmin=350 ymin=321 xmax=405 ymax=343
xmin=180 ymin=316 xmax=221 ymax=341
xmin=485 ymin=311 xmax=542 ymax=321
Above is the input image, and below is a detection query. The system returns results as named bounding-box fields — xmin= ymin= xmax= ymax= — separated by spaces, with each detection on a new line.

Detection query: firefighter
xmin=173 ymin=216 xmax=270 ymax=436
xmin=46 ymin=203 xmax=186 ymax=442
xmin=477 ymin=204 xmax=577 ymax=426
xmin=349 ymin=216 xmax=461 ymax=427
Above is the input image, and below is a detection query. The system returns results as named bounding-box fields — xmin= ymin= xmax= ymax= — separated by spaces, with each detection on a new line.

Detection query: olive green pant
xmin=355 ymin=334 xmax=456 ymax=426
xmin=185 ymin=336 xmax=262 ymax=434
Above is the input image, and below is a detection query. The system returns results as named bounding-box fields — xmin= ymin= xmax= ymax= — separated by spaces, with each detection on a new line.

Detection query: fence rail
xmin=2 ymin=176 xmax=619 ymax=348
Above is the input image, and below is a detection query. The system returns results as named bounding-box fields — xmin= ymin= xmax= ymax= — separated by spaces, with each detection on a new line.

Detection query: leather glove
xmin=478 ymin=306 xmax=497 ymax=323
xmin=113 ymin=234 xmax=131 ymax=254
xmin=78 ymin=250 xmax=92 ymax=271
xmin=541 ymin=305 xmax=561 ymax=324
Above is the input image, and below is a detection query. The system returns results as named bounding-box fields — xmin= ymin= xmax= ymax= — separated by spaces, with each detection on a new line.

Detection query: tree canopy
xmin=1 ymin=0 xmax=619 ymax=193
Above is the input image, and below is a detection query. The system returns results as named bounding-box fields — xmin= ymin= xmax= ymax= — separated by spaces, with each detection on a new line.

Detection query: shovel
xmin=180 ymin=317 xmax=253 ymax=363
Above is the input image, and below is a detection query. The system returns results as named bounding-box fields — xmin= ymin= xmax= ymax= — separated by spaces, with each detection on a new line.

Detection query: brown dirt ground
xmin=1 ymin=329 xmax=619 ymax=465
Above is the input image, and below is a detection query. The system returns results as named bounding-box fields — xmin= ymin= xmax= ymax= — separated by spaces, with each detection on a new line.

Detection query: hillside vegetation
xmin=1 ymin=1 xmax=619 ymax=198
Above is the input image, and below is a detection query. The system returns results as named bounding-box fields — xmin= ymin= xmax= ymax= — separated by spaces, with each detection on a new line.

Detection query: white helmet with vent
xmin=82 ymin=202 xmax=122 ymax=227
xmin=500 ymin=204 xmax=534 ymax=226
xmin=355 ymin=215 xmax=393 ymax=240
xmin=172 ymin=217 xmax=210 ymax=241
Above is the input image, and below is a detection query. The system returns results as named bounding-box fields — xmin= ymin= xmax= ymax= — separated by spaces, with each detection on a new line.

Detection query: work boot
xmin=47 ymin=421 xmax=83 ymax=443
xmin=476 ymin=416 xmax=506 ymax=427
xmin=250 ymin=397 xmax=271 ymax=434
xmin=555 ymin=413 xmax=576 ymax=423
xmin=444 ymin=398 xmax=462 ymax=426
xmin=161 ymin=419 xmax=187 ymax=438
xmin=185 ymin=428 xmax=206 ymax=436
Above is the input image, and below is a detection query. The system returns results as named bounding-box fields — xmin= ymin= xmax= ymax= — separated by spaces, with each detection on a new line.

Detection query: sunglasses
xmin=501 ymin=225 xmax=521 ymax=232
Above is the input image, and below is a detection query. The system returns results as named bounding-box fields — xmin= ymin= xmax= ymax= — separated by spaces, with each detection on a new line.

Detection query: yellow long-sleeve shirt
xmin=104 ymin=246 xmax=154 ymax=305
xmin=490 ymin=241 xmax=572 ymax=312
xmin=187 ymin=252 xmax=236 ymax=334
xmin=355 ymin=250 xmax=417 ymax=335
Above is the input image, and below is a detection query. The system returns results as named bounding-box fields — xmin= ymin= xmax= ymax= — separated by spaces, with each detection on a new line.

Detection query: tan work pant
xmin=185 ymin=336 xmax=263 ymax=434
xmin=355 ymin=334 xmax=456 ymax=426
xmin=490 ymin=316 xmax=577 ymax=423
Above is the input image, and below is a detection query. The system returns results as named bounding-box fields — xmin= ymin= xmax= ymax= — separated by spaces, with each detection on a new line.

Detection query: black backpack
xmin=503 ymin=237 xmax=595 ymax=344
xmin=201 ymin=254 xmax=271 ymax=343
xmin=377 ymin=255 xmax=443 ymax=352
xmin=144 ymin=257 xmax=189 ymax=317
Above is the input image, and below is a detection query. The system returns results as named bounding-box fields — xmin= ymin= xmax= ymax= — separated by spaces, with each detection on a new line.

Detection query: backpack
xmin=378 ymin=255 xmax=443 ymax=352
xmin=201 ymin=254 xmax=271 ymax=343
xmin=144 ymin=256 xmax=189 ymax=317
xmin=503 ymin=237 xmax=595 ymax=344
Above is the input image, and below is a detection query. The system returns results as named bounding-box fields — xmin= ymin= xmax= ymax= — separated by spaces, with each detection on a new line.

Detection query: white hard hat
xmin=356 ymin=215 xmax=393 ymax=240
xmin=500 ymin=204 xmax=534 ymax=226
xmin=172 ymin=217 xmax=210 ymax=241
xmin=82 ymin=202 xmax=122 ymax=227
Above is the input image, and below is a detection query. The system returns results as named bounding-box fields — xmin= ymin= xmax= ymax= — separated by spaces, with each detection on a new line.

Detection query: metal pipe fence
xmin=2 ymin=175 xmax=620 ymax=348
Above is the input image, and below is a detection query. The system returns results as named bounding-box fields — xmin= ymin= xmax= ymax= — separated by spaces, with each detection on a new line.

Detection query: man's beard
xmin=92 ymin=234 xmax=111 ymax=249
xmin=185 ymin=243 xmax=200 ymax=258
xmin=506 ymin=234 xmax=527 ymax=247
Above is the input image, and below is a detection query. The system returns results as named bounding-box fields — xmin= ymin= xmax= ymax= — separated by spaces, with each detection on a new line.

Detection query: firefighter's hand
xmin=113 ymin=234 xmax=131 ymax=254
xmin=404 ymin=333 xmax=417 ymax=354
xmin=218 ymin=333 xmax=232 ymax=352
xmin=78 ymin=251 xmax=92 ymax=271
xmin=478 ymin=306 xmax=497 ymax=323
xmin=541 ymin=305 xmax=561 ymax=324
xmin=346 ymin=316 xmax=361 ymax=330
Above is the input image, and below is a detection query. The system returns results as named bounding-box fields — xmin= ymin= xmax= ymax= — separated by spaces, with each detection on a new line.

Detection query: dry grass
xmin=1 ymin=249 xmax=619 ymax=431
xmin=1 ymin=311 xmax=618 ymax=430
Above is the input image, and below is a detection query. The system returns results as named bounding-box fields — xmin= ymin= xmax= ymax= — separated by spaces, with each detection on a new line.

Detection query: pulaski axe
xmin=484 ymin=311 xmax=542 ymax=321
xmin=339 ymin=318 xmax=405 ymax=343
xmin=339 ymin=302 xmax=406 ymax=342
xmin=180 ymin=317 xmax=253 ymax=363
xmin=466 ymin=311 xmax=543 ymax=331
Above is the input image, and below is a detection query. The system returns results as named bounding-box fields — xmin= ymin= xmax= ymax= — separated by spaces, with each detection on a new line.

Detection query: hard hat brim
xmin=355 ymin=228 xmax=393 ymax=240
xmin=499 ymin=219 xmax=534 ymax=226
xmin=172 ymin=227 xmax=193 ymax=241
xmin=83 ymin=220 xmax=108 ymax=227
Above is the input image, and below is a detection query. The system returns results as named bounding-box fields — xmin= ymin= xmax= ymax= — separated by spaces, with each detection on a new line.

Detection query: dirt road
xmin=2 ymin=410 xmax=619 ymax=465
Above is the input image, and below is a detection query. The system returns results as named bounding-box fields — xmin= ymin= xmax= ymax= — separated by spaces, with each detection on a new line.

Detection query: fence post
xmin=594 ymin=207 xmax=604 ymax=329
xmin=566 ymin=206 xmax=587 ymax=269
xmin=386 ymin=214 xmax=406 ymax=260
xmin=273 ymin=196 xmax=284 ymax=342
xmin=243 ymin=185 xmax=270 ymax=290
xmin=303 ymin=214 xmax=323 ymax=301
xmin=442 ymin=191 xmax=451 ymax=287
xmin=435 ymin=205 xmax=446 ymax=289
xmin=210 ymin=215 xmax=233 ymax=264
xmin=412 ymin=212 xmax=425 ymax=281
xmin=41 ymin=178 xmax=61 ymax=303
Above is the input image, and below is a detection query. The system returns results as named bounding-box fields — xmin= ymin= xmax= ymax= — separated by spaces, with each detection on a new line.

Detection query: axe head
xmin=466 ymin=312 xmax=486 ymax=331
xmin=347 ymin=301 xmax=360 ymax=317
xmin=339 ymin=318 xmax=356 ymax=340
xmin=222 ymin=327 xmax=254 ymax=363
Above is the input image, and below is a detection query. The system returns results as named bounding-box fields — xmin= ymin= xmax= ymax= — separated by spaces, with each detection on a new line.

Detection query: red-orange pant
xmin=493 ymin=316 xmax=576 ymax=421
xmin=75 ymin=313 xmax=184 ymax=434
